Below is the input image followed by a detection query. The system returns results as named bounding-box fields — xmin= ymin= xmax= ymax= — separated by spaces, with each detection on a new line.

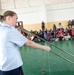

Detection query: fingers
xmin=44 ymin=46 xmax=51 ymax=52
xmin=48 ymin=47 xmax=51 ymax=52
xmin=49 ymin=49 xmax=51 ymax=52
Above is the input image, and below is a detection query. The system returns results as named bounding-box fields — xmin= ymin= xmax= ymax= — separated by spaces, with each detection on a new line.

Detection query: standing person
xmin=0 ymin=10 xmax=51 ymax=75
xmin=53 ymin=24 xmax=57 ymax=38
xmin=41 ymin=21 xmax=45 ymax=31
xmin=71 ymin=19 xmax=74 ymax=27
xmin=68 ymin=20 xmax=72 ymax=27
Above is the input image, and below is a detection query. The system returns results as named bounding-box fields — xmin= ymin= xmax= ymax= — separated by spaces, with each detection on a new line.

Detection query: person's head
xmin=3 ymin=10 xmax=18 ymax=27
xmin=42 ymin=21 xmax=44 ymax=23
xmin=59 ymin=23 xmax=61 ymax=25
xmin=53 ymin=24 xmax=56 ymax=27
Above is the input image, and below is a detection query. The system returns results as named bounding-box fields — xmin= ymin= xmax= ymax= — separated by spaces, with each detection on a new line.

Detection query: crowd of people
xmin=20 ymin=23 xmax=74 ymax=42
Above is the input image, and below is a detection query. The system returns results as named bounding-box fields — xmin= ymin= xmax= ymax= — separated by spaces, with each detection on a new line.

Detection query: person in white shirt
xmin=58 ymin=23 xmax=63 ymax=29
xmin=0 ymin=10 xmax=51 ymax=75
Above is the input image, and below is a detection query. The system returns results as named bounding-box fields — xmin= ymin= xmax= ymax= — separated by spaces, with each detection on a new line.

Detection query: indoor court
xmin=20 ymin=40 xmax=74 ymax=75
xmin=0 ymin=0 xmax=74 ymax=75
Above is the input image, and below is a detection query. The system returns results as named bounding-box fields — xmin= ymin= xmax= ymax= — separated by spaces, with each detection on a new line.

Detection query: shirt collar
xmin=1 ymin=23 xmax=12 ymax=28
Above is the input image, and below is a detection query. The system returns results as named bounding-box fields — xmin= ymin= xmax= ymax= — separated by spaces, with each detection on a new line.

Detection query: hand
xmin=43 ymin=46 xmax=51 ymax=52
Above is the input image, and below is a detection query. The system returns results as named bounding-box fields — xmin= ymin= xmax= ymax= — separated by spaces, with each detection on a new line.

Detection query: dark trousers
xmin=0 ymin=67 xmax=24 ymax=75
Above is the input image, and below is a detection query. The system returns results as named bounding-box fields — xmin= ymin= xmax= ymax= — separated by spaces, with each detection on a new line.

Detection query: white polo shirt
xmin=0 ymin=23 xmax=28 ymax=71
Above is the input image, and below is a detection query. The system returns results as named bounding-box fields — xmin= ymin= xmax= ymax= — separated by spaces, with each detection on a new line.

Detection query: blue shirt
xmin=0 ymin=23 xmax=28 ymax=71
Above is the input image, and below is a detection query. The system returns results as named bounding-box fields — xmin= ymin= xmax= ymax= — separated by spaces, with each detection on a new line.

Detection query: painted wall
xmin=0 ymin=0 xmax=74 ymax=30
xmin=14 ymin=6 xmax=46 ymax=24
xmin=0 ymin=0 xmax=2 ymax=13
xmin=46 ymin=2 xmax=74 ymax=22
xmin=46 ymin=2 xmax=74 ymax=29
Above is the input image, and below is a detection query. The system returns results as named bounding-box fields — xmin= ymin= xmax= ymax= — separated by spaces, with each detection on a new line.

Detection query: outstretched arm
xmin=24 ymin=40 xmax=51 ymax=52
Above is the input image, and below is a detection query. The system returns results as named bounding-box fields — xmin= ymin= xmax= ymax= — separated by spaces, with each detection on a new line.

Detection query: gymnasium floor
xmin=20 ymin=40 xmax=74 ymax=75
